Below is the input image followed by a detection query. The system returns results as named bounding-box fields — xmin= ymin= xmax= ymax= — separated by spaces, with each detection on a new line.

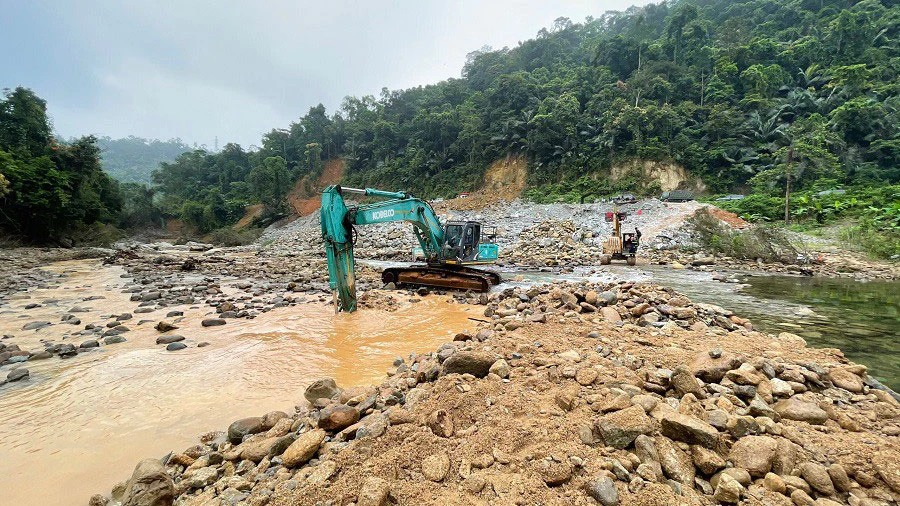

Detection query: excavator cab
xmin=441 ymin=221 xmax=498 ymax=265
xmin=443 ymin=221 xmax=480 ymax=262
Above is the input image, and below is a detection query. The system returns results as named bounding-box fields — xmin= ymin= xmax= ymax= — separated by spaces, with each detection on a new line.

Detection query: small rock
xmin=584 ymin=476 xmax=619 ymax=504
xmin=201 ymin=318 xmax=226 ymax=327
xmin=728 ymin=436 xmax=778 ymax=477
xmin=489 ymin=359 xmax=510 ymax=379
xmin=156 ymin=335 xmax=185 ymax=345
xmin=659 ymin=411 xmax=719 ymax=449
xmin=154 ymin=321 xmax=178 ymax=332
xmin=166 ymin=342 xmax=186 ymax=351
xmin=595 ymin=406 xmax=654 ymax=449
xmin=421 ymin=453 xmax=450 ymax=482
xmin=774 ymin=398 xmax=828 ymax=425
xmin=713 ymin=473 xmax=743 ymax=503
xmin=7 ymin=368 xmax=29 ymax=382
xmin=227 ymin=417 xmax=265 ymax=444
xmin=318 ymin=404 xmax=360 ymax=431
xmin=357 ymin=477 xmax=390 ymax=506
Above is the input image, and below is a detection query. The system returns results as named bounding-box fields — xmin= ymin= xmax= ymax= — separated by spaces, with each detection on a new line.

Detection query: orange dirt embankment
xmin=233 ymin=204 xmax=265 ymax=229
xmin=288 ymin=158 xmax=346 ymax=217
xmin=706 ymin=207 xmax=749 ymax=229
xmin=437 ymin=154 xmax=528 ymax=212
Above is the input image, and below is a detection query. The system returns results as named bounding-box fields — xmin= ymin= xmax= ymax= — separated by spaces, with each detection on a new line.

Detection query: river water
xmin=0 ymin=260 xmax=477 ymax=505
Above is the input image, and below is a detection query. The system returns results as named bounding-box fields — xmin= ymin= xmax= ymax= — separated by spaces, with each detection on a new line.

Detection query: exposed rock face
xmin=120 ymin=459 xmax=175 ymax=506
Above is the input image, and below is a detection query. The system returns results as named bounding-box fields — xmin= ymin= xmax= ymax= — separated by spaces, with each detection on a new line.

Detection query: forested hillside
xmin=0 ymin=88 xmax=122 ymax=242
xmin=96 ymin=136 xmax=192 ymax=184
xmin=2 ymin=0 xmax=899 ymax=247
xmin=151 ymin=0 xmax=898 ymax=229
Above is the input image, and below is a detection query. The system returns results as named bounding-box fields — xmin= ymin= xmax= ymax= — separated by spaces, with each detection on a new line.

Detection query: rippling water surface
xmin=0 ymin=260 xmax=477 ymax=505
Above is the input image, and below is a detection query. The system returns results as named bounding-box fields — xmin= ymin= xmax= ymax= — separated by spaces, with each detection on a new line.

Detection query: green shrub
xmin=688 ymin=208 xmax=803 ymax=263
xmin=206 ymin=227 xmax=263 ymax=247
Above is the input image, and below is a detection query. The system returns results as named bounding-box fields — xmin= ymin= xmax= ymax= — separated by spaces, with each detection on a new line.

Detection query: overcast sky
xmin=2 ymin=0 xmax=650 ymax=148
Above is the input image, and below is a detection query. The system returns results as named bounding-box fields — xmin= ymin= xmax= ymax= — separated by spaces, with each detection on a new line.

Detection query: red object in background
xmin=637 ymin=209 xmax=642 ymax=215
xmin=605 ymin=212 xmax=614 ymax=222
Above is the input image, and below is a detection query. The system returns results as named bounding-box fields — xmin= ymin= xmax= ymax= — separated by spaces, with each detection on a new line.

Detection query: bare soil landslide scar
xmin=600 ymin=206 xmax=641 ymax=266
xmin=320 ymin=185 xmax=501 ymax=312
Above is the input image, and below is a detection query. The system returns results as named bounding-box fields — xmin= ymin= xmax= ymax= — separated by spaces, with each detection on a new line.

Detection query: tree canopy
xmin=0 ymin=87 xmax=122 ymax=241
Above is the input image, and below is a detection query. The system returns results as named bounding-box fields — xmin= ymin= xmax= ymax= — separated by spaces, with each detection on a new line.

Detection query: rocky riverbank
xmin=257 ymin=197 xmax=898 ymax=281
xmin=93 ymin=279 xmax=900 ymax=506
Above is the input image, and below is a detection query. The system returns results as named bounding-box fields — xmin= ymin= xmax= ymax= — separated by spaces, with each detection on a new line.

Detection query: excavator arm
xmin=320 ymin=185 xmax=447 ymax=312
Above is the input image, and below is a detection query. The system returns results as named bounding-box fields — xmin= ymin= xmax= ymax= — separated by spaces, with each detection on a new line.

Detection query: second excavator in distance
xmin=320 ymin=185 xmax=501 ymax=312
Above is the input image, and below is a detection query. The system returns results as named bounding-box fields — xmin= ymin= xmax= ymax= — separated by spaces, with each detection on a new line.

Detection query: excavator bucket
xmin=321 ymin=187 xmax=357 ymax=312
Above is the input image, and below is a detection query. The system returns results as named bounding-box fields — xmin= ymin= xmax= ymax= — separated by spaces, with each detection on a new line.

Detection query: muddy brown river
xmin=0 ymin=260 xmax=477 ymax=505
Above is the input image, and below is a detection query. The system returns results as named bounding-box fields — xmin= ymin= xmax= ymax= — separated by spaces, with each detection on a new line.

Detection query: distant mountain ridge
xmin=96 ymin=136 xmax=193 ymax=184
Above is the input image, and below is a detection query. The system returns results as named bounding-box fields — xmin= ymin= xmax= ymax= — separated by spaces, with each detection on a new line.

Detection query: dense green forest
xmin=2 ymin=0 xmax=899 ymax=253
xmin=0 ymin=87 xmax=122 ymax=243
xmin=151 ymin=0 xmax=899 ymax=216
xmin=96 ymin=136 xmax=192 ymax=184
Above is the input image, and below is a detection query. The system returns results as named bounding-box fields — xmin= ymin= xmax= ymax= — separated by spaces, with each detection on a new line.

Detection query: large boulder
xmin=595 ymin=406 xmax=654 ymax=449
xmin=691 ymin=351 xmax=742 ymax=383
xmin=773 ymin=398 xmax=828 ymax=425
xmin=827 ymin=367 xmax=864 ymax=393
xmin=121 ymin=459 xmax=175 ymax=506
xmin=318 ymin=404 xmax=360 ymax=431
xmin=304 ymin=378 xmax=342 ymax=404
xmin=798 ymin=462 xmax=835 ymax=496
xmin=227 ymin=417 xmax=265 ymax=444
xmin=282 ymin=429 xmax=326 ymax=468
xmin=659 ymin=412 xmax=719 ymax=449
xmin=441 ymin=351 xmax=496 ymax=377
xmin=728 ymin=436 xmax=778 ymax=477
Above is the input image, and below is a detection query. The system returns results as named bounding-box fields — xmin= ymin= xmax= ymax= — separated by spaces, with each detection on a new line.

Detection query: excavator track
xmin=381 ymin=265 xmax=500 ymax=292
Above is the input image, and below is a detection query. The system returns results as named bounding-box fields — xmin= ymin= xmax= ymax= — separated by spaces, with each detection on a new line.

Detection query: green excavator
xmin=320 ymin=185 xmax=501 ymax=312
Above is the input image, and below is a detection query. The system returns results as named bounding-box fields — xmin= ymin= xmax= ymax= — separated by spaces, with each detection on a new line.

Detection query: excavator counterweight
xmin=320 ymin=185 xmax=500 ymax=312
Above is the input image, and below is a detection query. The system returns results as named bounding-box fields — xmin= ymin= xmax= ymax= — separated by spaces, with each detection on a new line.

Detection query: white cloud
xmin=8 ymin=0 xmax=653 ymax=146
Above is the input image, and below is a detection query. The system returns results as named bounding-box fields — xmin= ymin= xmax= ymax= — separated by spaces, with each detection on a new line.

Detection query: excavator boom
xmin=320 ymin=185 xmax=500 ymax=312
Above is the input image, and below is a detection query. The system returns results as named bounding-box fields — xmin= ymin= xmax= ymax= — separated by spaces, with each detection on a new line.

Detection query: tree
xmin=248 ymin=156 xmax=292 ymax=213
